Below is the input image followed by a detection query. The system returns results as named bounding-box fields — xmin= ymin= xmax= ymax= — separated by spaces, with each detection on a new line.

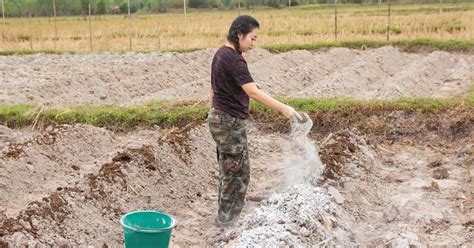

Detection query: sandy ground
xmin=1 ymin=47 xmax=473 ymax=247
xmin=1 ymin=47 xmax=473 ymax=106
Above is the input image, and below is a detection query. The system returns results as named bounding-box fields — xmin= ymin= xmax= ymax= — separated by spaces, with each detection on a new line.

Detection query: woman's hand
xmin=281 ymin=105 xmax=302 ymax=121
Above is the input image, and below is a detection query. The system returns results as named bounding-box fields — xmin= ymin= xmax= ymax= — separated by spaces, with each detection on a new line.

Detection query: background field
xmin=1 ymin=2 xmax=473 ymax=52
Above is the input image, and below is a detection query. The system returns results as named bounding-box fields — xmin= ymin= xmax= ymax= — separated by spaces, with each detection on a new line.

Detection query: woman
xmin=208 ymin=15 xmax=301 ymax=226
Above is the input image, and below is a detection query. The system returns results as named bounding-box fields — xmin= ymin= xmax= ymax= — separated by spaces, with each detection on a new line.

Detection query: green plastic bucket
xmin=120 ymin=210 xmax=176 ymax=248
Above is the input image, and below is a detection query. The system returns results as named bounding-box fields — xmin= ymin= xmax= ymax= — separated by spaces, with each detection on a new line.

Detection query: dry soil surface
xmin=2 ymin=47 xmax=473 ymax=106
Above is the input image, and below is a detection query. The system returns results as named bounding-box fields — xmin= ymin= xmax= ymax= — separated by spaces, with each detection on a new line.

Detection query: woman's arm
xmin=241 ymin=83 xmax=300 ymax=120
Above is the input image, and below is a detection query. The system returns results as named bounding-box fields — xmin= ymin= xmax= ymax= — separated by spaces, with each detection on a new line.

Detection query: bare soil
xmin=1 ymin=47 xmax=473 ymax=247
xmin=1 ymin=47 xmax=473 ymax=106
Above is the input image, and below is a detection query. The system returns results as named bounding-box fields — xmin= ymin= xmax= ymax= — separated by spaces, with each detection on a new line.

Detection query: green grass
xmin=2 ymin=38 xmax=471 ymax=56
xmin=0 ymin=50 xmax=77 ymax=56
xmin=1 ymin=97 xmax=472 ymax=129
xmin=262 ymin=38 xmax=474 ymax=53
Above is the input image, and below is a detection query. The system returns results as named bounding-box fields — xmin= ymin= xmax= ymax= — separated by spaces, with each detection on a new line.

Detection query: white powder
xmin=283 ymin=113 xmax=324 ymax=186
xmin=226 ymin=184 xmax=354 ymax=247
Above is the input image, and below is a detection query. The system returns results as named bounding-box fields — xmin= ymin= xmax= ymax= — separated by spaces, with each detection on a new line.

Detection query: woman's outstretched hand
xmin=281 ymin=105 xmax=302 ymax=121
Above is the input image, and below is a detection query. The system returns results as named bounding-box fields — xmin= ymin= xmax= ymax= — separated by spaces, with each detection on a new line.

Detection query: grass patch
xmin=0 ymin=50 xmax=77 ymax=56
xmin=166 ymin=47 xmax=206 ymax=53
xmin=262 ymin=38 xmax=474 ymax=53
xmin=17 ymin=34 xmax=32 ymax=42
xmin=0 ymin=101 xmax=209 ymax=129
xmin=250 ymin=97 xmax=463 ymax=120
xmin=4 ymin=38 xmax=468 ymax=56
xmin=1 ymin=97 xmax=472 ymax=129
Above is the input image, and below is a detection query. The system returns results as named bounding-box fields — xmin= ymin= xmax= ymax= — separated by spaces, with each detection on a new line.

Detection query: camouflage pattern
xmin=207 ymin=108 xmax=250 ymax=223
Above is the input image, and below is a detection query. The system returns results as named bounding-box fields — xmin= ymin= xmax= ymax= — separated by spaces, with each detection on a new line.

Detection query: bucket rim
xmin=120 ymin=210 xmax=177 ymax=233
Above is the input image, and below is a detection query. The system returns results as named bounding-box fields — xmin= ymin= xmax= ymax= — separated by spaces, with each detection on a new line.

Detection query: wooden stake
xmin=127 ymin=0 xmax=132 ymax=51
xmin=238 ymin=0 xmax=241 ymax=16
xmin=53 ymin=0 xmax=58 ymax=50
xmin=29 ymin=12 xmax=33 ymax=50
xmin=157 ymin=22 xmax=161 ymax=51
xmin=1 ymin=0 xmax=5 ymax=44
xmin=334 ymin=0 xmax=338 ymax=40
xmin=387 ymin=0 xmax=391 ymax=41
xmin=183 ymin=0 xmax=187 ymax=26
xmin=88 ymin=1 xmax=93 ymax=51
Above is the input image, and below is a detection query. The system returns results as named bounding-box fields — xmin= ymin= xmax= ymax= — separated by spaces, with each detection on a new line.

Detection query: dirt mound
xmin=2 ymin=47 xmax=473 ymax=106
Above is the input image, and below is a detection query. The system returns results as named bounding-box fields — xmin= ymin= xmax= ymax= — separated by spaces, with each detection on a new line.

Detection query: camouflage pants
xmin=207 ymin=108 xmax=250 ymax=223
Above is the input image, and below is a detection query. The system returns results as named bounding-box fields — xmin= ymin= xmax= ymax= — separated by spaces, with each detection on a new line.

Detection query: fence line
xmin=387 ymin=0 xmax=392 ymax=41
xmin=157 ymin=21 xmax=161 ymax=51
xmin=334 ymin=0 xmax=338 ymax=40
xmin=1 ymin=0 xmax=5 ymax=44
xmin=28 ymin=12 xmax=33 ymax=50
xmin=53 ymin=0 xmax=58 ymax=49
xmin=127 ymin=0 xmax=132 ymax=51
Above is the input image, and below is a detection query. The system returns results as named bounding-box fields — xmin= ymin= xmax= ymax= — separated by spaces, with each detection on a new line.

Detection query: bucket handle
xmin=150 ymin=208 xmax=177 ymax=230
xmin=130 ymin=209 xmax=176 ymax=232
xmin=133 ymin=225 xmax=164 ymax=231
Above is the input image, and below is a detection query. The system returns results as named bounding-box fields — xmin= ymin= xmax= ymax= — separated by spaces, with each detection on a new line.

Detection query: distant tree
xmin=266 ymin=0 xmax=281 ymax=8
xmin=151 ymin=0 xmax=169 ymax=12
xmin=81 ymin=0 xmax=90 ymax=19
xmin=188 ymin=0 xmax=210 ymax=8
xmin=285 ymin=0 xmax=300 ymax=6
xmin=120 ymin=1 xmax=138 ymax=13
xmin=97 ymin=0 xmax=107 ymax=16
xmin=206 ymin=0 xmax=223 ymax=8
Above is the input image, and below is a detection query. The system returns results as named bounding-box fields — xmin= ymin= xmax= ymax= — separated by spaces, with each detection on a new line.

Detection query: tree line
xmin=0 ymin=0 xmax=468 ymax=17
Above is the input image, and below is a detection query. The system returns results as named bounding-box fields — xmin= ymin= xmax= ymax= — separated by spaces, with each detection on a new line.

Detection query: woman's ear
xmin=238 ymin=33 xmax=243 ymax=40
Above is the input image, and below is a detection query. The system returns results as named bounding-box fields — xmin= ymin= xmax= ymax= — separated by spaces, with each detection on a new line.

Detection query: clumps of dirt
xmin=449 ymin=115 xmax=474 ymax=139
xmin=427 ymin=158 xmax=443 ymax=168
xmin=221 ymin=184 xmax=354 ymax=247
xmin=305 ymin=106 xmax=474 ymax=147
xmin=319 ymin=130 xmax=361 ymax=182
xmin=0 ymin=188 xmax=79 ymax=238
xmin=87 ymin=145 xmax=157 ymax=200
xmin=1 ymin=124 xmax=69 ymax=159
xmin=2 ymin=144 xmax=24 ymax=158
xmin=432 ymin=168 xmax=449 ymax=179
xmin=113 ymin=146 xmax=157 ymax=171
xmin=159 ymin=122 xmax=203 ymax=163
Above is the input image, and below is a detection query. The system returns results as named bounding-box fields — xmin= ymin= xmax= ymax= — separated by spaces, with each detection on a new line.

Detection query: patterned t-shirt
xmin=211 ymin=45 xmax=254 ymax=119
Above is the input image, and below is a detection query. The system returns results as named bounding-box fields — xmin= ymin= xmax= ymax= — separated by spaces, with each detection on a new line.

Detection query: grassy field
xmin=1 ymin=2 xmax=473 ymax=53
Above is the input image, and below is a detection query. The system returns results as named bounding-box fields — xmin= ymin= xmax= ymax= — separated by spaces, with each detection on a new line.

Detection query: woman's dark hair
xmin=227 ymin=15 xmax=260 ymax=54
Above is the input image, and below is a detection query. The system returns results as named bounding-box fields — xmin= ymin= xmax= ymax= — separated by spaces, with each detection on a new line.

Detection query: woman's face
xmin=238 ymin=28 xmax=259 ymax=53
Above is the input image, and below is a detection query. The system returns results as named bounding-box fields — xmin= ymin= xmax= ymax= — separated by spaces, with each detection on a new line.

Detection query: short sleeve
xmin=228 ymin=57 xmax=254 ymax=86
